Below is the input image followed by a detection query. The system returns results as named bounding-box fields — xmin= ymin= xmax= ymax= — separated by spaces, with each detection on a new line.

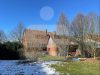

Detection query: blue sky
xmin=0 ymin=0 xmax=100 ymax=33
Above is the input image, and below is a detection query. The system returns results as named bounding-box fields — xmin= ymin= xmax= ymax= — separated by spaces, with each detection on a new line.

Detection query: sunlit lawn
xmin=39 ymin=55 xmax=65 ymax=61
xmin=51 ymin=60 xmax=100 ymax=75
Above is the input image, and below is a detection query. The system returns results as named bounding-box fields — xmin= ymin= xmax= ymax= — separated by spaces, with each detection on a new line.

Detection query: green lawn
xmin=39 ymin=55 xmax=65 ymax=61
xmin=51 ymin=61 xmax=100 ymax=75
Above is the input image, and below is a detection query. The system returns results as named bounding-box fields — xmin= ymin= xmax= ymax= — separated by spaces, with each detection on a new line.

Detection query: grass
xmin=39 ymin=55 xmax=65 ymax=61
xmin=51 ymin=61 xmax=100 ymax=75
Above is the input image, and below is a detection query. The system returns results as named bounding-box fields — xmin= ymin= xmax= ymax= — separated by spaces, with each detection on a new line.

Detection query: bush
xmin=0 ymin=41 xmax=24 ymax=60
xmin=24 ymin=50 xmax=40 ymax=61
xmin=96 ymin=48 xmax=100 ymax=57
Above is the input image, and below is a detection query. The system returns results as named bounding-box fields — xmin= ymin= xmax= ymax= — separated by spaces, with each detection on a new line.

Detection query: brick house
xmin=22 ymin=29 xmax=50 ymax=59
xmin=22 ymin=29 xmax=78 ymax=57
xmin=22 ymin=29 xmax=49 ymax=50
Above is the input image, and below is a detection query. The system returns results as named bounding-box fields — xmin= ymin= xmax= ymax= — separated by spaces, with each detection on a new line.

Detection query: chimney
xmin=54 ymin=31 xmax=56 ymax=35
xmin=46 ymin=29 xmax=48 ymax=35
xmin=53 ymin=31 xmax=56 ymax=38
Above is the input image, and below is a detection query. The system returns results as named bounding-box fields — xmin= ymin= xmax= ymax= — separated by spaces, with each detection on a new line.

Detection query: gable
xmin=47 ymin=37 xmax=56 ymax=48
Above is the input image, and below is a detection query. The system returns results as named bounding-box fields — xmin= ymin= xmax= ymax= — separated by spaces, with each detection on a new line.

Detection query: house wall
xmin=47 ymin=37 xmax=57 ymax=56
xmin=22 ymin=32 xmax=27 ymax=49
xmin=47 ymin=47 xmax=57 ymax=56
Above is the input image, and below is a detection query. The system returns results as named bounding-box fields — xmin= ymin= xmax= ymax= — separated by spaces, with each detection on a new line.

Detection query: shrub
xmin=0 ymin=41 xmax=24 ymax=60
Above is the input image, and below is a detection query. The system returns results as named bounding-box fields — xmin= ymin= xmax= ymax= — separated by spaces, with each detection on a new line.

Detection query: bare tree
xmin=96 ymin=15 xmax=100 ymax=35
xmin=86 ymin=13 xmax=99 ymax=59
xmin=0 ymin=30 xmax=6 ymax=43
xmin=56 ymin=12 xmax=70 ymax=57
xmin=71 ymin=13 xmax=88 ymax=56
xmin=56 ymin=13 xmax=69 ymax=35
xmin=10 ymin=22 xmax=24 ymax=42
xmin=22 ymin=29 xmax=48 ymax=60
